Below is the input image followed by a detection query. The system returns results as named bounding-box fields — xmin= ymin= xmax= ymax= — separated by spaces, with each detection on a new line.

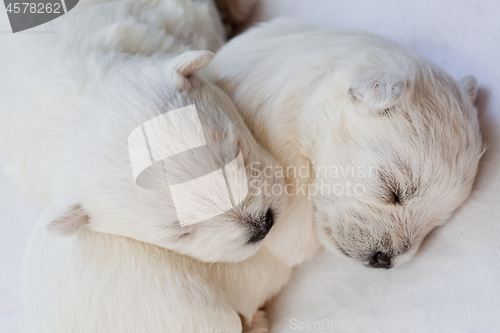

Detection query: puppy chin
xmin=390 ymin=245 xmax=420 ymax=267
xmin=316 ymin=227 xmax=352 ymax=262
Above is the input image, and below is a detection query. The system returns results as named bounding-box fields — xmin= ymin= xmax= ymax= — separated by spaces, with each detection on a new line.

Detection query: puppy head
xmin=47 ymin=51 xmax=287 ymax=263
xmin=307 ymin=57 xmax=482 ymax=268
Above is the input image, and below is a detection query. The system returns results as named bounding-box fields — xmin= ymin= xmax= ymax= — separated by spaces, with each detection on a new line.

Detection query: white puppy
xmin=2 ymin=12 xmax=482 ymax=333
xmin=0 ymin=1 xmax=301 ymax=332
xmin=0 ymin=0 xmax=281 ymax=263
xmin=213 ymin=19 xmax=483 ymax=269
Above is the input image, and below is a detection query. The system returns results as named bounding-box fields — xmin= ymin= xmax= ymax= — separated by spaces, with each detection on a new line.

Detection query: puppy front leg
xmin=242 ymin=310 xmax=269 ymax=333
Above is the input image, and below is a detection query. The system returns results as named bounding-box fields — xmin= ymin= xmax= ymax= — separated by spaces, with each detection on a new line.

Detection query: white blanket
xmin=1 ymin=1 xmax=499 ymax=332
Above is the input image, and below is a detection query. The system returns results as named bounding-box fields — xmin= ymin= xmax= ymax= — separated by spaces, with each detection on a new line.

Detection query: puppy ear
xmin=349 ymin=71 xmax=406 ymax=110
xmin=173 ymin=50 xmax=215 ymax=77
xmin=45 ymin=202 xmax=88 ymax=237
xmin=459 ymin=75 xmax=478 ymax=104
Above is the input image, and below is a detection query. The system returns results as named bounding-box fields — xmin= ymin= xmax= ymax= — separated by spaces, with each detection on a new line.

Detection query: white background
xmin=1 ymin=1 xmax=499 ymax=332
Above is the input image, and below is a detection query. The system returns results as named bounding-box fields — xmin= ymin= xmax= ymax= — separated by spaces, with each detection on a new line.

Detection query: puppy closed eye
xmin=391 ymin=190 xmax=401 ymax=204
xmin=386 ymin=185 xmax=418 ymax=204
xmin=377 ymin=168 xmax=417 ymax=205
xmin=378 ymin=171 xmax=403 ymax=204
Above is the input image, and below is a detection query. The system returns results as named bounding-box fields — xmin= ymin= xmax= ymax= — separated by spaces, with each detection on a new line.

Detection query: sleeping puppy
xmin=213 ymin=18 xmax=483 ymax=269
xmin=24 ymin=206 xmax=291 ymax=332
xmin=0 ymin=0 xmax=292 ymax=332
xmin=0 ymin=0 xmax=275 ymax=264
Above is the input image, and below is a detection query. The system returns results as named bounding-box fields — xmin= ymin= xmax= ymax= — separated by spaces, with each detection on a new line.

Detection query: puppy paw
xmin=242 ymin=310 xmax=269 ymax=333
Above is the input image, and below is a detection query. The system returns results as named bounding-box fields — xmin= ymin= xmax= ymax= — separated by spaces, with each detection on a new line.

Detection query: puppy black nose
xmin=247 ymin=209 xmax=274 ymax=243
xmin=369 ymin=252 xmax=392 ymax=269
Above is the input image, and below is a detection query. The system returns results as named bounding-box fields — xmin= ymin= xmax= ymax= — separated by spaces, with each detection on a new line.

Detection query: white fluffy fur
xmin=0 ymin=0 xmax=286 ymax=263
xmin=24 ymin=204 xmax=290 ymax=332
xmin=1 ymin=9 xmax=483 ymax=332
xmin=0 ymin=1 xmax=299 ymax=332
xmin=213 ymin=19 xmax=483 ymax=268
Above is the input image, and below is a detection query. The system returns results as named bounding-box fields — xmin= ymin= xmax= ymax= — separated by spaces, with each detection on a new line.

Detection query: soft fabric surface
xmin=0 ymin=1 xmax=499 ymax=332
